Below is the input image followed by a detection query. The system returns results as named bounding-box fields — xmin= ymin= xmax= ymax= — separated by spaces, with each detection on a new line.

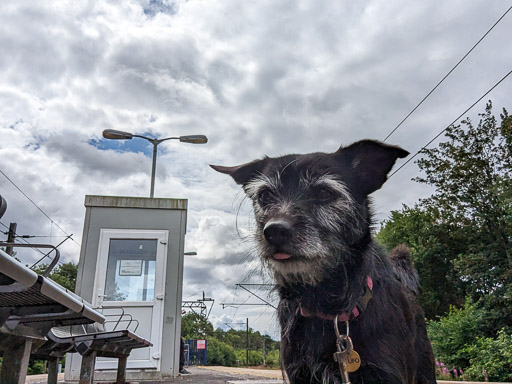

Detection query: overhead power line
xmin=1 ymin=220 xmax=45 ymax=255
xmin=383 ymin=5 xmax=512 ymax=142
xmin=0 ymin=168 xmax=80 ymax=247
xmin=221 ymin=283 xmax=277 ymax=309
xmin=389 ymin=69 xmax=512 ymax=178
xmin=30 ymin=235 xmax=73 ymax=269
xmin=236 ymin=284 xmax=276 ymax=309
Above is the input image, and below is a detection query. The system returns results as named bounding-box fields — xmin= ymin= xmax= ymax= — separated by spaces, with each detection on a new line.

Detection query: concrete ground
xmin=23 ymin=367 xmax=512 ymax=383
xmin=23 ymin=366 xmax=284 ymax=384
xmin=204 ymin=366 xmax=284 ymax=380
xmin=25 ymin=373 xmax=65 ymax=383
xmin=176 ymin=366 xmax=284 ymax=384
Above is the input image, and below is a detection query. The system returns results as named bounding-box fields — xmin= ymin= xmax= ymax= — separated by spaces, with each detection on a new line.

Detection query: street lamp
xmin=102 ymin=129 xmax=207 ymax=198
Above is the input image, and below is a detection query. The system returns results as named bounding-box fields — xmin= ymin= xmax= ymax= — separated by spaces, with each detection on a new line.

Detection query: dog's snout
xmin=264 ymin=220 xmax=292 ymax=246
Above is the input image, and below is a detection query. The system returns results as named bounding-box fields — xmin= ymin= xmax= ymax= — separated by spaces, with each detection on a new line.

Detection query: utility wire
xmin=231 ymin=283 xmax=263 ymax=317
xmin=16 ymin=235 xmax=70 ymax=238
xmin=252 ymin=306 xmax=270 ymax=325
xmin=237 ymin=284 xmax=277 ymax=309
xmin=30 ymin=235 xmax=72 ymax=269
xmin=0 ymin=168 xmax=80 ymax=247
xmin=383 ymin=5 xmax=512 ymax=142
xmin=1 ymin=220 xmax=46 ymax=255
xmin=0 ymin=225 xmax=68 ymax=239
xmin=389 ymin=69 xmax=512 ymax=178
xmin=1 ymin=221 xmax=69 ymax=267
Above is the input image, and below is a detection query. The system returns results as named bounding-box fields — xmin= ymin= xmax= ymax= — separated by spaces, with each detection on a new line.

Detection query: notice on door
xmin=119 ymin=259 xmax=143 ymax=276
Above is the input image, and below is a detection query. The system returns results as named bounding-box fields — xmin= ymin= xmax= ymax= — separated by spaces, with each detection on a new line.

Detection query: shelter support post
xmin=79 ymin=351 xmax=98 ymax=384
xmin=0 ymin=336 xmax=32 ymax=384
xmin=116 ymin=355 xmax=128 ymax=384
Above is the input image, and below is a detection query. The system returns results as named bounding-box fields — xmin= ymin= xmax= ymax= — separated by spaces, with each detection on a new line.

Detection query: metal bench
xmin=0 ymin=246 xmax=104 ymax=383
xmin=33 ymin=310 xmax=152 ymax=384
xmin=0 ymin=197 xmax=152 ymax=383
xmin=0 ymin=247 xmax=151 ymax=383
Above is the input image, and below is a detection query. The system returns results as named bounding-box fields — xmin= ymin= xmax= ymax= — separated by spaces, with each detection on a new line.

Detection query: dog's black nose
xmin=264 ymin=220 xmax=292 ymax=246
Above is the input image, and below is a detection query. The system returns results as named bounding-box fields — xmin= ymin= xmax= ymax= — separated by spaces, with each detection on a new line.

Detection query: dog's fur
xmin=212 ymin=140 xmax=436 ymax=384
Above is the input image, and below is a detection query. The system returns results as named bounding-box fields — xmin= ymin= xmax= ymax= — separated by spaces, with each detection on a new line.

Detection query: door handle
xmin=156 ymin=294 xmax=164 ymax=300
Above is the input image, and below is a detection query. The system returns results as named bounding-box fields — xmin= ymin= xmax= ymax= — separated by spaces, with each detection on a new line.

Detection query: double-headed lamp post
xmin=102 ymin=129 xmax=207 ymax=198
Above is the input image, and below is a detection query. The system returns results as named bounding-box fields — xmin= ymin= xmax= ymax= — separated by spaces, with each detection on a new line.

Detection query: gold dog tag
xmin=346 ymin=350 xmax=361 ymax=372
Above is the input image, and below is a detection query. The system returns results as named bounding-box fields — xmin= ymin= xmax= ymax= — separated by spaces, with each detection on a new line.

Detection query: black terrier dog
xmin=212 ymin=140 xmax=436 ymax=383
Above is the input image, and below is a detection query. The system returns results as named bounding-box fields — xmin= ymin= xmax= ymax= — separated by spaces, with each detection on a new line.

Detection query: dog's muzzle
xmin=263 ymin=220 xmax=292 ymax=246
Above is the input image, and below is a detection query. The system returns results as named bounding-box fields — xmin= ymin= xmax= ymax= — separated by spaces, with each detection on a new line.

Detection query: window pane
xmin=104 ymin=239 xmax=157 ymax=302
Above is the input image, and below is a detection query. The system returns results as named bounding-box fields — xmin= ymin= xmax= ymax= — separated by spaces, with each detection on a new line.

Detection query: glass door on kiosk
xmin=93 ymin=229 xmax=169 ymax=370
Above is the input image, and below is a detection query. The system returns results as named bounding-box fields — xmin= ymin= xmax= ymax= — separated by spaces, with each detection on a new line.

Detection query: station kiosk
xmin=65 ymin=195 xmax=187 ymax=381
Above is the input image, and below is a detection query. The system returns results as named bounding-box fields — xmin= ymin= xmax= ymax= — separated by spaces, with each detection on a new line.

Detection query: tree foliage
xmin=207 ymin=338 xmax=237 ymax=366
xmin=415 ymin=101 xmax=512 ymax=332
xmin=181 ymin=312 xmax=280 ymax=367
xmin=33 ymin=262 xmax=78 ymax=291
xmin=464 ymin=329 xmax=512 ymax=382
xmin=378 ymin=102 xmax=512 ymax=381
xmin=428 ymin=298 xmax=512 ymax=382
xmin=379 ymin=101 xmax=511 ymax=328
xmin=181 ymin=312 xmax=214 ymax=339
xmin=427 ymin=297 xmax=486 ymax=369
xmin=376 ymin=205 xmax=465 ymax=318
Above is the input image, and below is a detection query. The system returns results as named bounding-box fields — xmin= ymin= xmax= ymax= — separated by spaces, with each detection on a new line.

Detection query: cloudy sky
xmin=1 ymin=0 xmax=511 ymax=339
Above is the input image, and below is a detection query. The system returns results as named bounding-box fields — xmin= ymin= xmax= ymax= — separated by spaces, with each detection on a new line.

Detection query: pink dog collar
xmin=300 ymin=276 xmax=373 ymax=322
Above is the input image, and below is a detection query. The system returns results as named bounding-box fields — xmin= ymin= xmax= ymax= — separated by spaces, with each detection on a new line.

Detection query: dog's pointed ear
xmin=335 ymin=140 xmax=409 ymax=195
xmin=210 ymin=159 xmax=267 ymax=185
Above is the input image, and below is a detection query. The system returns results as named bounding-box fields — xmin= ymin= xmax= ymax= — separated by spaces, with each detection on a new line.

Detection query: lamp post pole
xmin=150 ymin=140 xmax=158 ymax=198
xmin=102 ymin=130 xmax=207 ymax=198
xmin=136 ymin=135 xmax=187 ymax=198
xmin=145 ymin=136 xmax=174 ymax=199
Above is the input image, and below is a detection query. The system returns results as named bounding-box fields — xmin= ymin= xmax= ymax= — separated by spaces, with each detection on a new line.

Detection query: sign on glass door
xmin=104 ymin=239 xmax=158 ymax=302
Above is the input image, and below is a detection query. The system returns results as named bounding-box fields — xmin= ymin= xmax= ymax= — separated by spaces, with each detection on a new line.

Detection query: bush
xmin=434 ymin=361 xmax=464 ymax=381
xmin=233 ymin=349 xmax=264 ymax=366
xmin=427 ymin=297 xmax=485 ymax=369
xmin=248 ymin=350 xmax=264 ymax=366
xmin=206 ymin=337 xmax=237 ymax=366
xmin=463 ymin=329 xmax=512 ymax=382
xmin=27 ymin=360 xmax=45 ymax=375
xmin=428 ymin=297 xmax=512 ymax=382
xmin=265 ymin=349 xmax=280 ymax=368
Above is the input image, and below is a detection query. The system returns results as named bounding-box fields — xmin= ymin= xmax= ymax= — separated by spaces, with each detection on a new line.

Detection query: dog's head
xmin=211 ymin=140 xmax=408 ymax=285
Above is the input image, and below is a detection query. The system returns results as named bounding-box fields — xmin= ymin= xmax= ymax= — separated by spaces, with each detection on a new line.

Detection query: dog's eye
xmin=313 ymin=187 xmax=336 ymax=202
xmin=258 ymin=189 xmax=275 ymax=206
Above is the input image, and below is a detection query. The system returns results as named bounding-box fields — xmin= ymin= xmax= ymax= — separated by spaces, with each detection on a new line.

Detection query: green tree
xmin=181 ymin=312 xmax=214 ymax=339
xmin=415 ymin=101 xmax=512 ymax=333
xmin=379 ymin=102 xmax=512 ymax=379
xmin=427 ymin=297 xmax=486 ymax=369
xmin=206 ymin=337 xmax=237 ymax=366
xmin=464 ymin=329 xmax=512 ymax=382
xmin=377 ymin=204 xmax=466 ymax=318
xmin=212 ymin=326 xmax=280 ymax=356
xmin=33 ymin=262 xmax=78 ymax=291
xmin=180 ymin=314 xmax=280 ymax=367
xmin=265 ymin=349 xmax=281 ymax=368
xmin=27 ymin=360 xmax=45 ymax=375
